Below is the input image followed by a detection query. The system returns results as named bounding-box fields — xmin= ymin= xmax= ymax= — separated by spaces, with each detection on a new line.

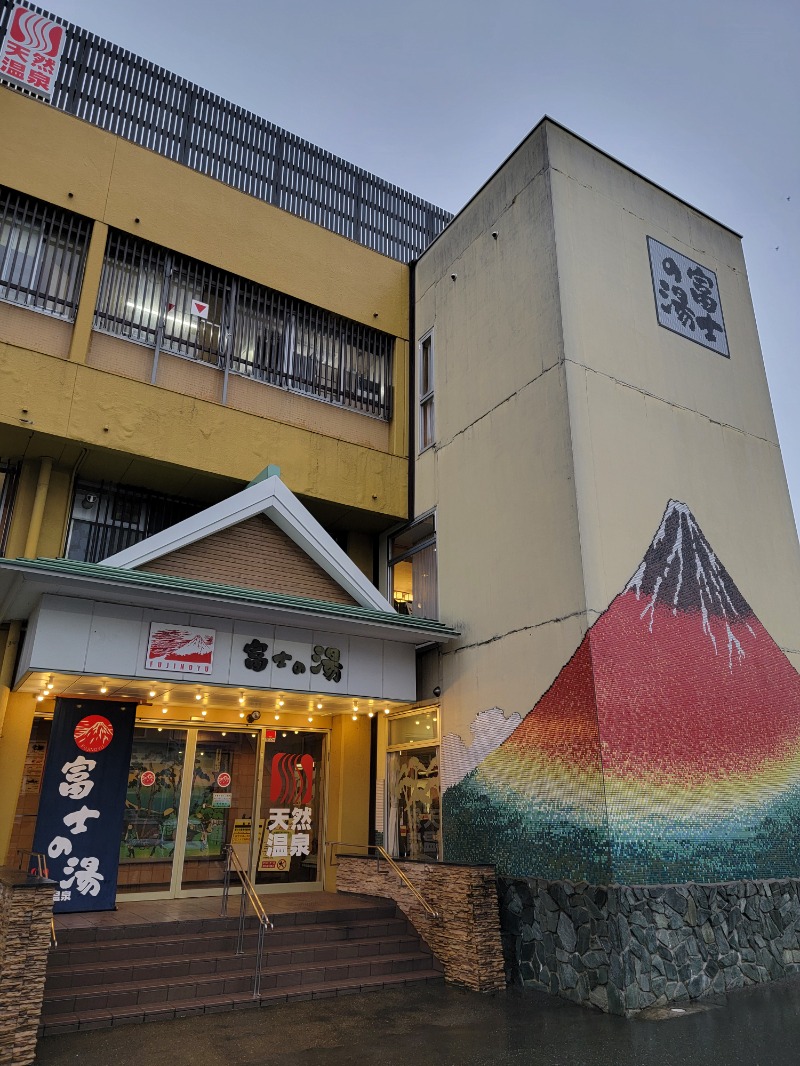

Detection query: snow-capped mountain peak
xmin=625 ymin=500 xmax=754 ymax=667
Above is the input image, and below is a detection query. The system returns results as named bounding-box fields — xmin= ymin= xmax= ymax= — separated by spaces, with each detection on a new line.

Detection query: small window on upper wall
xmin=389 ymin=513 xmax=437 ymax=620
xmin=419 ymin=331 xmax=435 ymax=452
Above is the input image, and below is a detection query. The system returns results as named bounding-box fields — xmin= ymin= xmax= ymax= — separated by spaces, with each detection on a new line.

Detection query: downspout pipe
xmin=407 ymin=259 xmax=416 ymax=522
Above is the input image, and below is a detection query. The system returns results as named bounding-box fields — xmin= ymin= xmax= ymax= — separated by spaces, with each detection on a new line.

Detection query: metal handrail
xmin=220 ymin=844 xmax=273 ymax=998
xmin=326 ymin=841 xmax=441 ymax=920
xmin=20 ymin=850 xmax=58 ymax=948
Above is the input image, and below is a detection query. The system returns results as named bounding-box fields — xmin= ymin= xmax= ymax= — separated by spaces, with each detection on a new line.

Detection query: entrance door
xmin=117 ymin=725 xmax=326 ymax=899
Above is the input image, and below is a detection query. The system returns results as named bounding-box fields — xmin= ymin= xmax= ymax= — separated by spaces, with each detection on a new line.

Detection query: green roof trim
xmin=3 ymin=557 xmax=459 ymax=638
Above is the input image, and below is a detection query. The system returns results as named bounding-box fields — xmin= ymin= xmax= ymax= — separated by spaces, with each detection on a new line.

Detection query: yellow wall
xmin=324 ymin=714 xmax=372 ymax=888
xmin=0 ymin=86 xmax=410 ymax=522
xmin=546 ymin=122 xmax=800 ymax=672
xmin=414 ymin=123 xmax=589 ymax=746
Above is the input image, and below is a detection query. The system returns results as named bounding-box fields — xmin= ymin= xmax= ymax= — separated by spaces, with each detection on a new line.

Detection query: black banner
xmin=32 ymin=698 xmax=136 ymax=913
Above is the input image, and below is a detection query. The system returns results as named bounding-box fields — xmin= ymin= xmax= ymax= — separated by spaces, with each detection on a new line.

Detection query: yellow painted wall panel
xmin=0 ymin=304 xmax=72 ymax=360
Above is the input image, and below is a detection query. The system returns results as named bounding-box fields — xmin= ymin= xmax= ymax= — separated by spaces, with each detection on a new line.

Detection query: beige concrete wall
xmin=414 ymin=125 xmax=589 ymax=751
xmin=547 ymin=123 xmax=800 ymax=669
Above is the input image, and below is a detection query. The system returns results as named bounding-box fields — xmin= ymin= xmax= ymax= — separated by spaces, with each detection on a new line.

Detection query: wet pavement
xmin=35 ymin=976 xmax=800 ymax=1066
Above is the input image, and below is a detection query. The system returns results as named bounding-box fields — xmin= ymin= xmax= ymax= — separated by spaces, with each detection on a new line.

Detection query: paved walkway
xmin=35 ymin=973 xmax=800 ymax=1066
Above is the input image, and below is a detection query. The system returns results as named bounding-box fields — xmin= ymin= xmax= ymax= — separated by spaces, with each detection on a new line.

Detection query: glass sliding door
xmin=179 ymin=730 xmax=259 ymax=893
xmin=118 ymin=727 xmax=187 ymax=894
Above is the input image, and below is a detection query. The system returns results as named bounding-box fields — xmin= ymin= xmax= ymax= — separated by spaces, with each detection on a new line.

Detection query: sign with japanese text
xmin=145 ymin=623 xmax=216 ymax=674
xmin=242 ymin=638 xmax=343 ymax=682
xmin=258 ymin=752 xmax=314 ymax=873
xmin=647 ymin=237 xmax=729 ymax=358
xmin=0 ymin=5 xmax=65 ymax=99
xmin=31 ymin=699 xmax=136 ymax=912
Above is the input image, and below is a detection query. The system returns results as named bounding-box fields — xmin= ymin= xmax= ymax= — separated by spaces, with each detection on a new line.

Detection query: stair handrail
xmin=326 ymin=841 xmax=441 ymax=920
xmin=220 ymin=843 xmax=273 ymax=998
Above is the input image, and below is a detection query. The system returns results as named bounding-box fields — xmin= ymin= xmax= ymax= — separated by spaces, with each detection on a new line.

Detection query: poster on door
xmin=258 ymin=752 xmax=314 ymax=872
xmin=31 ymin=699 xmax=136 ymax=912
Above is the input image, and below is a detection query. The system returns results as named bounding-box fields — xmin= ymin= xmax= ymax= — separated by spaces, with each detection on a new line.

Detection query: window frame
xmin=418 ymin=329 xmax=435 ymax=453
xmin=388 ymin=509 xmax=438 ymax=620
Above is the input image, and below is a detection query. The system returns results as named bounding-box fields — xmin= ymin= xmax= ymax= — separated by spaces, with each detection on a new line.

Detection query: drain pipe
xmin=407 ymin=260 xmax=416 ymax=521
xmin=23 ymin=456 xmax=53 ymax=558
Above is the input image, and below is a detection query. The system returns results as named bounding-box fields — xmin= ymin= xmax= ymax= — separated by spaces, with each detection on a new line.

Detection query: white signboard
xmin=0 ymin=5 xmax=66 ymax=100
xmin=190 ymin=300 xmax=209 ymax=319
xmin=647 ymin=237 xmax=729 ymax=358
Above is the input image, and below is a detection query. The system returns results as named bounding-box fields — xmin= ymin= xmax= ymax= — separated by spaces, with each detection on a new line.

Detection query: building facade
xmin=1 ymin=0 xmax=800 ymax=929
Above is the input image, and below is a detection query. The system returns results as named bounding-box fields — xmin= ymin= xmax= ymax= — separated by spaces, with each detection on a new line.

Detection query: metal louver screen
xmin=0 ymin=0 xmax=452 ymax=263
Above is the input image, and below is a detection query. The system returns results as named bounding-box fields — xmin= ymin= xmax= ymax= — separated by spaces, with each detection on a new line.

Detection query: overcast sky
xmin=35 ymin=0 xmax=800 ymax=529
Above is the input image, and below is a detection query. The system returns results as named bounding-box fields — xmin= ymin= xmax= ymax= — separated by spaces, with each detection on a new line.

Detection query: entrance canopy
xmin=0 ymin=471 xmax=457 ymax=709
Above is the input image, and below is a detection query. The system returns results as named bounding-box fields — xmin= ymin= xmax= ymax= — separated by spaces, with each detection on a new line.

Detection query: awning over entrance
xmin=0 ymin=470 xmax=457 ymax=704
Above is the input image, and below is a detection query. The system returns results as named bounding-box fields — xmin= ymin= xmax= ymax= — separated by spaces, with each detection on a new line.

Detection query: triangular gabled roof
xmin=99 ymin=473 xmax=394 ymax=613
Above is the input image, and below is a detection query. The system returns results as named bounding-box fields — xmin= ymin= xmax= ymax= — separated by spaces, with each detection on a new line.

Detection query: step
xmin=39 ymin=969 xmax=446 ymax=1036
xmin=49 ymin=915 xmax=411 ymax=968
xmin=45 ymin=932 xmax=425 ymax=991
xmin=53 ymin=903 xmax=398 ymax=946
xmin=43 ymin=947 xmax=437 ymax=1017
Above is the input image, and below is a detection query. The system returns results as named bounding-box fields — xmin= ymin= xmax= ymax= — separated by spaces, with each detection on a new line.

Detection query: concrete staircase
xmin=40 ymin=899 xmax=444 ymax=1034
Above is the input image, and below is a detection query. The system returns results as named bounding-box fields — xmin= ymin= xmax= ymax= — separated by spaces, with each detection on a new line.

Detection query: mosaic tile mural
xmin=443 ymin=500 xmax=800 ymax=883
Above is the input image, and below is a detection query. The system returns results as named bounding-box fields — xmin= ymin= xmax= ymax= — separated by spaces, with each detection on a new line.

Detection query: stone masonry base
xmin=0 ymin=869 xmax=55 ymax=1066
xmin=499 ymin=876 xmax=800 ymax=1015
xmin=336 ymin=857 xmax=505 ymax=992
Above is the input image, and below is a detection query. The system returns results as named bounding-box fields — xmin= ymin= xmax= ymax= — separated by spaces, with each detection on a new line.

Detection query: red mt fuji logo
xmin=74 ymin=715 xmax=114 ymax=753
xmin=145 ymin=624 xmax=216 ymax=674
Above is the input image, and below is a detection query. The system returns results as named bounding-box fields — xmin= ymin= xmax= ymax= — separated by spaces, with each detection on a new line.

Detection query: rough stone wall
xmin=0 ymin=870 xmax=54 ymax=1065
xmin=500 ymin=876 xmax=800 ymax=1015
xmin=337 ymin=857 xmax=505 ymax=992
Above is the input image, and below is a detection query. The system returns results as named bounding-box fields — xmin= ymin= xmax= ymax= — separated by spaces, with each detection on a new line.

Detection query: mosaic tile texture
xmin=443 ymin=500 xmax=800 ymax=883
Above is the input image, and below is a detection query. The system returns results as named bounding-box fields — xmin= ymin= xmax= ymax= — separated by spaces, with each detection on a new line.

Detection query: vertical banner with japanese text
xmin=258 ymin=752 xmax=315 ymax=872
xmin=32 ymin=699 xmax=136 ymax=913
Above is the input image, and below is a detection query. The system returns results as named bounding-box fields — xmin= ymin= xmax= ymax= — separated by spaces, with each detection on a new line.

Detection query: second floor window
xmin=0 ymin=186 xmax=91 ymax=320
xmin=419 ymin=331 xmax=434 ymax=451
xmin=94 ymin=230 xmax=394 ymax=419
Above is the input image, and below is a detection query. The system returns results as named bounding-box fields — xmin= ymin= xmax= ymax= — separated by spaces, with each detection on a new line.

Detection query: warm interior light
xmin=274 ymin=714 xmax=280 ymax=721
xmin=195 ymin=693 xmax=202 ymax=701
xmin=251 ymin=733 xmax=256 ymax=737
xmin=161 ymin=708 xmax=168 ymax=714
xmin=221 ymin=731 xmax=226 ymax=736
xmin=239 ymin=712 xmax=245 ymax=719
xmin=316 ymin=701 xmax=322 ymax=710
xmin=238 ymin=696 xmax=245 ymax=705
xmin=282 ymin=732 xmax=287 ymax=737
xmin=47 ymin=683 xmax=54 ymax=691
xmin=368 ymin=711 xmax=374 ymax=718
xmin=307 ymin=716 xmax=313 ymax=723
xmin=294 ymin=730 xmax=299 ymax=735
xmin=384 ymin=708 xmax=390 ymax=715
xmin=157 ymin=727 xmax=162 ymax=732
xmin=100 ymin=686 xmax=108 ymax=694
xmin=201 ymin=710 xmax=207 ymax=716
xmin=352 ymin=713 xmax=358 ymax=721
xmin=36 ymin=694 xmax=44 ymax=702
xmin=278 ymin=698 xmax=285 ymax=708
xmin=149 ymin=690 xmax=156 ymax=698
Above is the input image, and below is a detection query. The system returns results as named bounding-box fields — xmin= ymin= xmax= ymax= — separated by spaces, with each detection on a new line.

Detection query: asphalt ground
xmin=35 ymin=976 xmax=800 ymax=1066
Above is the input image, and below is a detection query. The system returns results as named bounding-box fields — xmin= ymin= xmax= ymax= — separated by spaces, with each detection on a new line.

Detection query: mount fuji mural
xmin=443 ymin=500 xmax=800 ymax=883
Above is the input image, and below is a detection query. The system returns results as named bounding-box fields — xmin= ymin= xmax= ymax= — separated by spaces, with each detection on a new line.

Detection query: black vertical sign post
xmin=32 ymin=698 xmax=136 ymax=913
